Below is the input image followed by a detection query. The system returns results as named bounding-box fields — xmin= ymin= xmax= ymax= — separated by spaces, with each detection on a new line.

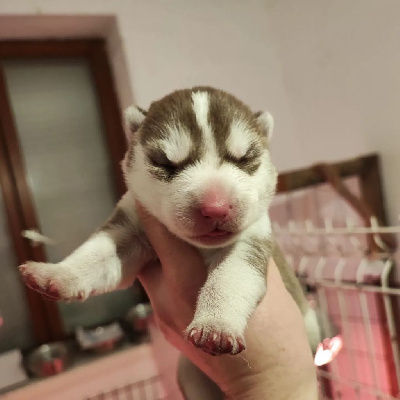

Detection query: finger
xmin=138 ymin=260 xmax=194 ymax=331
xmin=136 ymin=202 xmax=200 ymax=262
xmin=138 ymin=259 xmax=163 ymax=293
xmin=136 ymin=202 xmax=207 ymax=295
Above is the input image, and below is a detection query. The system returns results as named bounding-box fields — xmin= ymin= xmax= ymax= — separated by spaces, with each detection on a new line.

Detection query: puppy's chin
xmin=188 ymin=232 xmax=238 ymax=249
xmin=167 ymin=225 xmax=239 ymax=249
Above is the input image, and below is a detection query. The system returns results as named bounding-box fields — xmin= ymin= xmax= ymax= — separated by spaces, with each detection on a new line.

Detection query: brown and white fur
xmin=19 ymin=87 xmax=320 ymax=359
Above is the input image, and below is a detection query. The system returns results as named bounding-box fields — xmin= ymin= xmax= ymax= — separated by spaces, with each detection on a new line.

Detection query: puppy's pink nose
xmin=201 ymin=204 xmax=231 ymax=219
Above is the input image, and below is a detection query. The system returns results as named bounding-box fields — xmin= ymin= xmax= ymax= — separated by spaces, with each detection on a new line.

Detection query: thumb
xmin=135 ymin=202 xmax=207 ymax=295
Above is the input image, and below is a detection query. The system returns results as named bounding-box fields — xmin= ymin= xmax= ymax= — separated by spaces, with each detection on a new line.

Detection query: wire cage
xmin=85 ymin=375 xmax=166 ymax=400
xmin=271 ymin=161 xmax=400 ymax=400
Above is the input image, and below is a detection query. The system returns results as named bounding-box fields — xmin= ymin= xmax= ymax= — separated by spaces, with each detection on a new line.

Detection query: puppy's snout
xmin=199 ymin=187 xmax=233 ymax=221
xmin=200 ymin=203 xmax=232 ymax=220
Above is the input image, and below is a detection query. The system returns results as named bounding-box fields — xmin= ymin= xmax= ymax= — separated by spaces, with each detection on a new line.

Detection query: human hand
xmin=136 ymin=203 xmax=318 ymax=399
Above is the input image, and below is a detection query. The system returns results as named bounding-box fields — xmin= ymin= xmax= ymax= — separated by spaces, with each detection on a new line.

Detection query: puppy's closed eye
xmin=226 ymin=143 xmax=262 ymax=170
xmin=147 ymin=151 xmax=181 ymax=176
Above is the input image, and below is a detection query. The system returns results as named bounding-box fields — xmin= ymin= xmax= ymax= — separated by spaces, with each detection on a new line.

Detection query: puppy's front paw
xmin=185 ymin=320 xmax=246 ymax=356
xmin=19 ymin=262 xmax=91 ymax=302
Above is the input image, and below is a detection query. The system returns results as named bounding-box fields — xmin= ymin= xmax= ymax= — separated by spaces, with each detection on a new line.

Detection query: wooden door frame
xmin=0 ymin=39 xmax=126 ymax=344
xmin=0 ymin=116 xmax=52 ymax=344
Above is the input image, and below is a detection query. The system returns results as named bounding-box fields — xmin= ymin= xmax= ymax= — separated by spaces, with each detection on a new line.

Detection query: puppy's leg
xmin=273 ymin=244 xmax=322 ymax=353
xmin=304 ymin=307 xmax=322 ymax=355
xmin=186 ymin=237 xmax=273 ymax=355
xmin=19 ymin=192 xmax=150 ymax=301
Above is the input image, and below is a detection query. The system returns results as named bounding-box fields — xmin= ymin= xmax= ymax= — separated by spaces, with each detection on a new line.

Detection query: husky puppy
xmin=19 ymin=87 xmax=320 ymax=356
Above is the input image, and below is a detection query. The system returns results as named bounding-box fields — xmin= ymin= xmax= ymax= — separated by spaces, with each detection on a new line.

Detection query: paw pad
xmin=187 ymin=327 xmax=246 ymax=355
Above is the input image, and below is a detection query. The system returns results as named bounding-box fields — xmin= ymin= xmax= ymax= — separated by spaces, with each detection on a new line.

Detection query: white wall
xmin=1 ymin=0 xmax=400 ymax=221
xmin=267 ymin=0 xmax=400 ymax=222
xmin=0 ymin=0 xmax=305 ymax=173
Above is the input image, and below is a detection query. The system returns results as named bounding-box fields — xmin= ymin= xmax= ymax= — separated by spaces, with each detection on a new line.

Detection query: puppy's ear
xmin=254 ymin=111 xmax=274 ymax=142
xmin=124 ymin=106 xmax=147 ymax=135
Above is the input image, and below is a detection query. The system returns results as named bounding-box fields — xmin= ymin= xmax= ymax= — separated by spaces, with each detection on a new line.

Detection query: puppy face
xmin=123 ymin=87 xmax=277 ymax=248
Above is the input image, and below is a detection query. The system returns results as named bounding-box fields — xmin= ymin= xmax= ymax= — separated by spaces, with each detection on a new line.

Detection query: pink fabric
xmin=149 ymin=319 xmax=184 ymax=400
xmin=270 ymin=176 xmax=398 ymax=398
xmin=2 ymin=344 xmax=159 ymax=400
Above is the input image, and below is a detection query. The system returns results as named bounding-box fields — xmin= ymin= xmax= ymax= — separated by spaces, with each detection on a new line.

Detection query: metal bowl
xmin=75 ymin=323 xmax=125 ymax=353
xmin=124 ymin=303 xmax=153 ymax=334
xmin=26 ymin=342 xmax=72 ymax=377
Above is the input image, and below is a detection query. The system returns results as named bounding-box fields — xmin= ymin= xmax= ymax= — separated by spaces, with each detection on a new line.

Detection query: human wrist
xmin=222 ymin=364 xmax=317 ymax=400
xmin=193 ymin=261 xmax=318 ymax=399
